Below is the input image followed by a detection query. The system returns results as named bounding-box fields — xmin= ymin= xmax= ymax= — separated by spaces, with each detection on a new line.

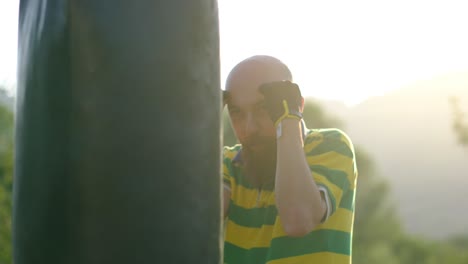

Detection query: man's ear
xmin=222 ymin=90 xmax=230 ymax=108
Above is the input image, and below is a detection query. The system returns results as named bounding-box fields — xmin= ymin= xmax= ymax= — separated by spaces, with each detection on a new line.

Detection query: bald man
xmin=222 ymin=55 xmax=358 ymax=264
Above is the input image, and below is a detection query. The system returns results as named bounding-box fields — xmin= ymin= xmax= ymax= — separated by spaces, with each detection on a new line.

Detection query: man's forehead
xmin=225 ymin=55 xmax=292 ymax=107
xmin=226 ymin=62 xmax=289 ymax=92
xmin=227 ymin=86 xmax=264 ymax=109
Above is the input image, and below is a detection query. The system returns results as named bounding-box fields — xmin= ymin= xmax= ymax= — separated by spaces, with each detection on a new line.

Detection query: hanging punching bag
xmin=14 ymin=1 xmax=221 ymax=263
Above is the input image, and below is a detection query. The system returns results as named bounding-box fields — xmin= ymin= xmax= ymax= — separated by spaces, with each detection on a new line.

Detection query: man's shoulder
xmin=304 ymin=128 xmax=355 ymax=157
xmin=305 ymin=127 xmax=352 ymax=142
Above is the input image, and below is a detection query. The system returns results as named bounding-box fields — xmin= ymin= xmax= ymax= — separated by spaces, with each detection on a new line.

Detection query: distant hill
xmin=313 ymin=72 xmax=468 ymax=239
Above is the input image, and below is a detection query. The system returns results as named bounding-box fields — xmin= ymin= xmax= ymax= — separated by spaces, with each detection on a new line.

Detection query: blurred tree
xmin=448 ymin=235 xmax=468 ymax=251
xmin=352 ymin=148 xmax=402 ymax=264
xmin=0 ymin=93 xmax=13 ymax=264
xmin=301 ymin=98 xmax=344 ymax=130
xmin=450 ymin=97 xmax=468 ymax=146
xmin=394 ymin=235 xmax=468 ymax=264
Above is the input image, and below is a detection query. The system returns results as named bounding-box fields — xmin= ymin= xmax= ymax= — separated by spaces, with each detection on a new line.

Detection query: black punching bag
xmin=14 ymin=1 xmax=222 ymax=263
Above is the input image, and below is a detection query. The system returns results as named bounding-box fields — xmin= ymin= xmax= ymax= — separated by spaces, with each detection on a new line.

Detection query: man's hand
xmin=259 ymin=81 xmax=303 ymax=127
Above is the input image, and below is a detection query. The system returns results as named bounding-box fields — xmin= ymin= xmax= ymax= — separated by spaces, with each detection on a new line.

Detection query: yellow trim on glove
xmin=274 ymin=100 xmax=302 ymax=127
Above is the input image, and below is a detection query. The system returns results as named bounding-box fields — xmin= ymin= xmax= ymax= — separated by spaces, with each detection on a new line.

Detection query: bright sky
xmin=0 ymin=0 xmax=18 ymax=93
xmin=1 ymin=0 xmax=468 ymax=105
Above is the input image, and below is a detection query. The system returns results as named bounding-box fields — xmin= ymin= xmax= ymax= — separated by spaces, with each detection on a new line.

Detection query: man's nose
xmin=245 ymin=112 xmax=259 ymax=134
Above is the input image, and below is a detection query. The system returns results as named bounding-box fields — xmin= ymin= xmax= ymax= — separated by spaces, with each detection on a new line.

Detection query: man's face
xmin=226 ymin=65 xmax=284 ymax=186
xmin=227 ymin=85 xmax=276 ymax=149
xmin=226 ymin=68 xmax=278 ymax=153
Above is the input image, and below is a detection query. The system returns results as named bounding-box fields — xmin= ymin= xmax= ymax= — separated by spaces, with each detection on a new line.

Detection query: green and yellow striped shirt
xmin=223 ymin=128 xmax=358 ymax=264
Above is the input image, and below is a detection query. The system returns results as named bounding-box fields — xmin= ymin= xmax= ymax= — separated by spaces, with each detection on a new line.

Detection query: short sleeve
xmin=304 ymin=129 xmax=358 ymax=218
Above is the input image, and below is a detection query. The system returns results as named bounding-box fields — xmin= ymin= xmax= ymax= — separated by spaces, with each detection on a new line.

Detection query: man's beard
xmin=241 ymin=136 xmax=277 ymax=188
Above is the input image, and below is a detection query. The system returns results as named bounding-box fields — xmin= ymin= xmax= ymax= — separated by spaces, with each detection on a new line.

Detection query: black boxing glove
xmin=258 ymin=80 xmax=303 ymax=127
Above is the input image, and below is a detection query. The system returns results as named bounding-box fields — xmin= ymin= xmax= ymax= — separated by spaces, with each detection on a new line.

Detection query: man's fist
xmin=259 ymin=80 xmax=303 ymax=127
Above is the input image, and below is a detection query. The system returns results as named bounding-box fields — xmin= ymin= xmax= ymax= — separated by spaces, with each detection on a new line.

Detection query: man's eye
xmin=256 ymin=104 xmax=268 ymax=112
xmin=257 ymin=101 xmax=268 ymax=109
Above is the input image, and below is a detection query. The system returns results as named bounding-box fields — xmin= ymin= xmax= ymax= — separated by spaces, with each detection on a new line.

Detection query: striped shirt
xmin=223 ymin=127 xmax=358 ymax=264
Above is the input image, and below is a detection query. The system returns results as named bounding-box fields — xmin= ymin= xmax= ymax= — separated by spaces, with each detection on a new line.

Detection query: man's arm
xmin=259 ymin=81 xmax=328 ymax=237
xmin=275 ymin=119 xmax=327 ymax=237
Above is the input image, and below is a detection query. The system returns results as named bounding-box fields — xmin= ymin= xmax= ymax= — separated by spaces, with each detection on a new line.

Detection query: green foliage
xmin=301 ymin=98 xmax=344 ymax=130
xmin=0 ymin=101 xmax=13 ymax=264
xmin=353 ymin=148 xmax=403 ymax=264
xmin=448 ymin=235 xmax=468 ymax=251
xmin=393 ymin=236 xmax=468 ymax=264
xmin=450 ymin=97 xmax=468 ymax=146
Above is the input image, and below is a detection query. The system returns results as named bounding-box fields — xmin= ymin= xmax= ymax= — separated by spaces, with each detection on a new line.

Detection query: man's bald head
xmin=225 ymin=55 xmax=292 ymax=93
